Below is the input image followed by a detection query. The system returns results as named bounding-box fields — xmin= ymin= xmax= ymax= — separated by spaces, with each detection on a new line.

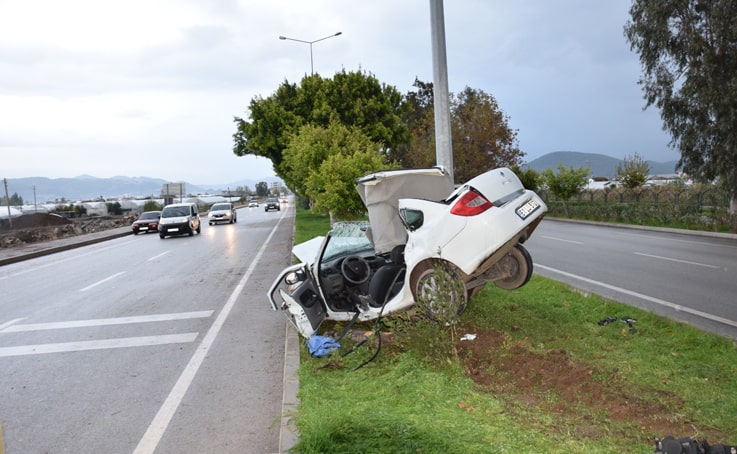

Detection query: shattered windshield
xmin=322 ymin=222 xmax=373 ymax=261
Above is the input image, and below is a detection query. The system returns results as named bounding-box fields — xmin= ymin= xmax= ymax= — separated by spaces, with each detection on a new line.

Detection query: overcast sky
xmin=0 ymin=0 xmax=679 ymax=185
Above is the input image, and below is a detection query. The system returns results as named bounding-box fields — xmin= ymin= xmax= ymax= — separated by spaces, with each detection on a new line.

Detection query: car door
xmin=268 ymin=236 xmax=331 ymax=338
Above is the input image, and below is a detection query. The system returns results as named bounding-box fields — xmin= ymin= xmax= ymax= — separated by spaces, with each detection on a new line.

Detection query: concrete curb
xmin=0 ymin=229 xmax=132 ymax=267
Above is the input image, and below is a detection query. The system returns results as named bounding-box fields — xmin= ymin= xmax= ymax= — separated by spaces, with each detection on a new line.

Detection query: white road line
xmin=539 ymin=235 xmax=584 ymax=245
xmin=0 ymin=311 xmax=214 ymax=333
xmin=0 ymin=241 xmax=130 ymax=279
xmin=613 ymin=229 xmax=737 ymax=250
xmin=0 ymin=333 xmax=198 ymax=358
xmin=148 ymin=251 xmax=170 ymax=261
xmin=0 ymin=318 xmax=25 ymax=331
xmin=536 ymin=263 xmax=737 ymax=329
xmin=133 ymin=211 xmax=286 ymax=454
xmin=79 ymin=271 xmax=126 ymax=292
xmin=634 ymin=252 xmax=720 ymax=269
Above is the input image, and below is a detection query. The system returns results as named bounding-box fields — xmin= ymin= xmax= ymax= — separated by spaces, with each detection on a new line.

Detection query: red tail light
xmin=450 ymin=189 xmax=493 ymax=216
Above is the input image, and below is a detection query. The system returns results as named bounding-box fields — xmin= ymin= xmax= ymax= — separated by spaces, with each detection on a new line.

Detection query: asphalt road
xmin=0 ymin=204 xmax=297 ymax=454
xmin=525 ymin=219 xmax=737 ymax=339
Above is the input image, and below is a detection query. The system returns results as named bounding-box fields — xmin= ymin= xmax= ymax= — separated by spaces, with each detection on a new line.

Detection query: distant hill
xmin=4 ymin=175 xmax=282 ymax=204
xmin=525 ymin=151 xmax=678 ymax=179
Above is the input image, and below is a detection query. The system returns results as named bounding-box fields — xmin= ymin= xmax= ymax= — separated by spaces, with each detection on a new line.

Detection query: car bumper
xmin=158 ymin=222 xmax=192 ymax=235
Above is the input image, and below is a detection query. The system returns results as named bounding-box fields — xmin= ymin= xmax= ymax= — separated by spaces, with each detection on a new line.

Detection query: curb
xmin=0 ymin=230 xmax=132 ymax=267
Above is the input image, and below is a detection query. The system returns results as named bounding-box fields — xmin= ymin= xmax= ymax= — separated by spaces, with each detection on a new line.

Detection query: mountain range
xmin=4 ymin=152 xmax=679 ymax=203
xmin=525 ymin=151 xmax=679 ymax=179
xmin=4 ymin=175 xmax=282 ymax=204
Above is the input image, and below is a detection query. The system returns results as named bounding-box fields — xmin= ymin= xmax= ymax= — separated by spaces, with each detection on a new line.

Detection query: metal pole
xmin=279 ymin=32 xmax=342 ymax=76
xmin=429 ymin=0 xmax=454 ymax=182
xmin=3 ymin=178 xmax=12 ymax=228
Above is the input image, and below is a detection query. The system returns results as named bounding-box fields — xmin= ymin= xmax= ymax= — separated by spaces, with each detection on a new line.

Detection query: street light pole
xmin=278 ymin=32 xmax=342 ymax=75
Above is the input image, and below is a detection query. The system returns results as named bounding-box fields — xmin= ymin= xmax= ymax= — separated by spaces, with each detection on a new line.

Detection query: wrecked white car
xmin=268 ymin=167 xmax=547 ymax=339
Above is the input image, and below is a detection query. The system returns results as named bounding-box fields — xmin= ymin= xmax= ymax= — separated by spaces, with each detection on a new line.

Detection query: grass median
xmin=287 ymin=208 xmax=737 ymax=453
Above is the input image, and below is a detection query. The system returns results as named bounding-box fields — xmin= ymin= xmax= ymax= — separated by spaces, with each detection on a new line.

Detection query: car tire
xmin=414 ymin=260 xmax=467 ymax=322
xmin=209 ymin=222 xmax=213 ymax=226
xmin=494 ymin=244 xmax=533 ymax=290
xmin=196 ymin=224 xmax=201 ymax=234
xmin=159 ymin=233 xmax=165 ymax=239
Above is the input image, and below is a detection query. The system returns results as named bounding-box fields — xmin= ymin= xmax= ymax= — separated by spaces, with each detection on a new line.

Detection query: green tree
xmin=616 ymin=152 xmax=650 ymax=188
xmin=143 ymin=200 xmax=162 ymax=211
xmin=399 ymin=81 xmax=524 ymax=183
xmin=541 ymin=164 xmax=590 ymax=216
xmin=394 ymin=78 xmax=436 ymax=168
xmin=451 ymin=87 xmax=525 ymax=183
xmin=232 ymin=70 xmax=409 ymax=178
xmin=307 ymin=149 xmax=394 ymax=220
xmin=255 ymin=181 xmax=268 ymax=197
xmin=511 ymin=165 xmax=541 ymax=191
xmin=8 ymin=192 xmax=23 ymax=206
xmin=282 ymin=121 xmax=396 ymax=218
xmin=625 ymin=0 xmax=737 ymax=212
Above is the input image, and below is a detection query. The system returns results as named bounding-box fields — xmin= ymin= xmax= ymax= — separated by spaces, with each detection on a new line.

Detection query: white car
xmin=208 ymin=202 xmax=237 ymax=225
xmin=268 ymin=167 xmax=547 ymax=338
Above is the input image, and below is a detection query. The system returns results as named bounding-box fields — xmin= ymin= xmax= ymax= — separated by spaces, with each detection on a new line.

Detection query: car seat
xmin=368 ymin=245 xmax=406 ymax=308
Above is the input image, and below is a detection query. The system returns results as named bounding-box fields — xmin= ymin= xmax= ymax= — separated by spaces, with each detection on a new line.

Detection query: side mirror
xmin=285 ymin=270 xmax=306 ymax=285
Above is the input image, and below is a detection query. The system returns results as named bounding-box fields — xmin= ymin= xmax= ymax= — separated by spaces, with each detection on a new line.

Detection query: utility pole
xmin=429 ymin=0 xmax=454 ymax=182
xmin=3 ymin=178 xmax=12 ymax=228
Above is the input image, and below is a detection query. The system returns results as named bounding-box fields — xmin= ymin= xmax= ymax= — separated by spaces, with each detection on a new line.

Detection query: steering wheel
xmin=341 ymin=255 xmax=371 ymax=284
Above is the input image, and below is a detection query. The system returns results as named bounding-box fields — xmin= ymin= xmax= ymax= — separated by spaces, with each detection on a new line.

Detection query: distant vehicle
xmin=264 ymin=198 xmax=280 ymax=212
xmin=279 ymin=197 xmax=288 ymax=204
xmin=158 ymin=203 xmax=201 ymax=238
xmin=208 ymin=202 xmax=237 ymax=225
xmin=248 ymin=199 xmax=259 ymax=208
xmin=131 ymin=211 xmax=161 ymax=235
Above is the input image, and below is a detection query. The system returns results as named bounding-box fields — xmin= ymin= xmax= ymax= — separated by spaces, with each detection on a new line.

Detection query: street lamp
xmin=278 ymin=32 xmax=342 ymax=75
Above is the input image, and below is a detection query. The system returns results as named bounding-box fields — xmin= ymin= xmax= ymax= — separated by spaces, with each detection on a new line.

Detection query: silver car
xmin=209 ymin=202 xmax=237 ymax=225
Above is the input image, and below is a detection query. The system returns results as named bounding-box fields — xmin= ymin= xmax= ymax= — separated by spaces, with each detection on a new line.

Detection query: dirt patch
xmin=454 ymin=324 xmax=727 ymax=442
xmin=0 ymin=213 xmax=135 ymax=248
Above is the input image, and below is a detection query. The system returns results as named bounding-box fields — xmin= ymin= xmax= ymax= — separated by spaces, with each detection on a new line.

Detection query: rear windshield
xmin=139 ymin=212 xmax=160 ymax=220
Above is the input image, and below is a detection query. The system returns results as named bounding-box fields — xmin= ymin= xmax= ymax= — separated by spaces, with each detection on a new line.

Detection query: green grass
xmin=287 ymin=210 xmax=737 ymax=453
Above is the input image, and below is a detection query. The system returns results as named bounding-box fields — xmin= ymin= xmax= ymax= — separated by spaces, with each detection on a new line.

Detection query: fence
xmin=537 ymin=184 xmax=737 ymax=233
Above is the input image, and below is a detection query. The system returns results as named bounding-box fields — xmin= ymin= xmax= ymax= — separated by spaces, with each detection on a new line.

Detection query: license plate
xmin=140 ymin=227 xmax=148 ymax=230
xmin=169 ymin=227 xmax=179 ymax=232
xmin=515 ymin=198 xmax=540 ymax=220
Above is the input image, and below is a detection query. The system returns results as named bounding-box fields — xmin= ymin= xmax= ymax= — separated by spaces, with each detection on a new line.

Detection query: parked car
xmin=209 ymin=202 xmax=237 ymax=225
xmin=158 ymin=202 xmax=201 ymax=238
xmin=248 ymin=199 xmax=259 ymax=208
xmin=268 ymin=167 xmax=547 ymax=338
xmin=264 ymin=198 xmax=280 ymax=212
xmin=131 ymin=211 xmax=161 ymax=235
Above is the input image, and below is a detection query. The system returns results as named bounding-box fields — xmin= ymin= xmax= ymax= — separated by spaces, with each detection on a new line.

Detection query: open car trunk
xmin=356 ymin=167 xmax=455 ymax=255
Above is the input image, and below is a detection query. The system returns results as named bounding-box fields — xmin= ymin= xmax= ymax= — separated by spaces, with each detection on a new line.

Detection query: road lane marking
xmin=613 ymin=230 xmax=737 ymax=250
xmin=79 ymin=271 xmax=126 ymax=292
xmin=0 ymin=318 xmax=24 ymax=331
xmin=536 ymin=263 xmax=737 ymax=329
xmin=634 ymin=252 xmax=720 ymax=269
xmin=133 ymin=212 xmax=285 ymax=454
xmin=0 ymin=333 xmax=198 ymax=358
xmin=0 ymin=311 xmax=214 ymax=333
xmin=0 ymin=241 xmax=130 ymax=280
xmin=147 ymin=251 xmax=170 ymax=261
xmin=539 ymin=235 xmax=584 ymax=245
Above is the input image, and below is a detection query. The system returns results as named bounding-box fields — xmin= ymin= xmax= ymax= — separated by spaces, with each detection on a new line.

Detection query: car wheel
xmin=159 ymin=233 xmax=165 ymax=239
xmin=494 ymin=244 xmax=533 ymax=290
xmin=209 ymin=222 xmax=213 ymax=226
xmin=196 ymin=224 xmax=201 ymax=234
xmin=414 ymin=261 xmax=467 ymax=322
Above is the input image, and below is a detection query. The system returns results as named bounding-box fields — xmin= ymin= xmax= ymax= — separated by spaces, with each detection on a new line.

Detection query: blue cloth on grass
xmin=307 ymin=335 xmax=340 ymax=357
